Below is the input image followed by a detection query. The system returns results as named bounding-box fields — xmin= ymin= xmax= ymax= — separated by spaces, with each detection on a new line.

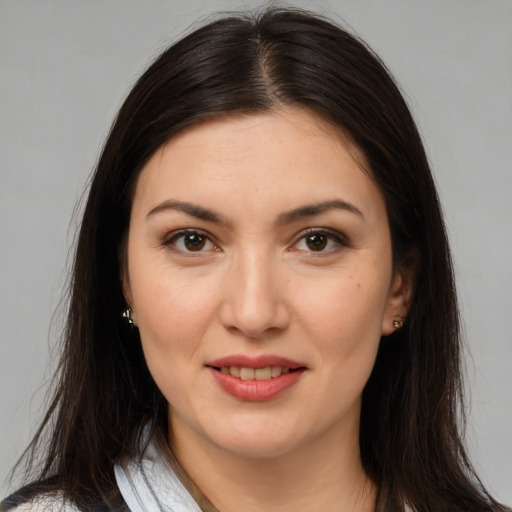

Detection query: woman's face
xmin=124 ymin=109 xmax=410 ymax=460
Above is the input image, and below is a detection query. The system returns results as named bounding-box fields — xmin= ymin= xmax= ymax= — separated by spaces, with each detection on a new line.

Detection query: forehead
xmin=160 ymin=108 xmax=369 ymax=173
xmin=131 ymin=108 xmax=382 ymax=221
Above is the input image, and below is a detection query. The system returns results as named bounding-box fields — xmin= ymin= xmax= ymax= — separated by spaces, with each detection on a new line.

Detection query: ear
xmin=120 ymin=257 xmax=138 ymax=326
xmin=381 ymin=250 xmax=418 ymax=336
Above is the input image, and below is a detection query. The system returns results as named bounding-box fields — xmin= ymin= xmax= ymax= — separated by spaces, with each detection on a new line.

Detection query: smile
xmin=206 ymin=355 xmax=307 ymax=401
xmin=217 ymin=366 xmax=291 ymax=380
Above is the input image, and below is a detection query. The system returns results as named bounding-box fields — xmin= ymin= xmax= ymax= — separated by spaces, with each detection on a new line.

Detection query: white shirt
xmin=6 ymin=435 xmax=201 ymax=512
xmin=7 ymin=435 xmax=409 ymax=511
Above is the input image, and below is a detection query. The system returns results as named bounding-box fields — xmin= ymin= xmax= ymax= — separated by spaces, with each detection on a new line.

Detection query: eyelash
xmin=162 ymin=228 xmax=349 ymax=255
xmin=292 ymin=228 xmax=349 ymax=254
xmin=162 ymin=229 xmax=219 ymax=254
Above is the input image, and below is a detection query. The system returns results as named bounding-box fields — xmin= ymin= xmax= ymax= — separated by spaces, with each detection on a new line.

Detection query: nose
xmin=218 ymin=249 xmax=290 ymax=339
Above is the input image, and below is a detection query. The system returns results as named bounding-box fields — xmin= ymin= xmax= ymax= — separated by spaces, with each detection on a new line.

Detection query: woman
xmin=2 ymin=7 xmax=508 ymax=512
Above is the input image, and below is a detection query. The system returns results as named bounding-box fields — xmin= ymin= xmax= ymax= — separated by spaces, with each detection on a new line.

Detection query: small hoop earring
xmin=122 ymin=307 xmax=134 ymax=325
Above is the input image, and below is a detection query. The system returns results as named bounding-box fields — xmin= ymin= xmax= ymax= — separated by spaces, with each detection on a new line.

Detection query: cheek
xmin=132 ymin=274 xmax=218 ymax=408
xmin=129 ymin=261 xmax=221 ymax=373
xmin=298 ymin=272 xmax=389 ymax=339
xmin=294 ymin=266 xmax=390 ymax=384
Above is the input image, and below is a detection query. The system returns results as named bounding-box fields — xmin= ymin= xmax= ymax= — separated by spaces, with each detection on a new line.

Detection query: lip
xmin=206 ymin=354 xmax=307 ymax=402
xmin=207 ymin=355 xmax=305 ymax=369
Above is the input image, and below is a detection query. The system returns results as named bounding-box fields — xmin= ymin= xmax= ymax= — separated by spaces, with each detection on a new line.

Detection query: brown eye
xmin=293 ymin=229 xmax=347 ymax=254
xmin=305 ymin=234 xmax=328 ymax=251
xmin=183 ymin=233 xmax=206 ymax=251
xmin=166 ymin=230 xmax=216 ymax=253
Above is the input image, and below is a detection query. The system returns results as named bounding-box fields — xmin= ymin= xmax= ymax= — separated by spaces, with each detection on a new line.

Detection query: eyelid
xmin=161 ymin=227 xmax=348 ymax=254
xmin=162 ymin=228 xmax=220 ymax=253
xmin=290 ymin=227 xmax=350 ymax=252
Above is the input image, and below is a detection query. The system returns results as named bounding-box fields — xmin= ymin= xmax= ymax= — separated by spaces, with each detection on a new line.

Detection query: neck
xmin=170 ymin=418 xmax=377 ymax=512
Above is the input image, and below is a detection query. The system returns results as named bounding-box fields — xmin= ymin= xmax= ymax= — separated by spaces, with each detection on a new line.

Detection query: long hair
xmin=8 ymin=7 xmax=507 ymax=512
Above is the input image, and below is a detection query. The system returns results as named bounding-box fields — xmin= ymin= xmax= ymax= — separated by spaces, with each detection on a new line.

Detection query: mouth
xmin=211 ymin=365 xmax=298 ymax=381
xmin=206 ymin=356 xmax=307 ymax=401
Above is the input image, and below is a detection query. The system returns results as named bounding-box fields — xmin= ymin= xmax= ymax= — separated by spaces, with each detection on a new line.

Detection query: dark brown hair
xmin=7 ymin=7 xmax=508 ymax=512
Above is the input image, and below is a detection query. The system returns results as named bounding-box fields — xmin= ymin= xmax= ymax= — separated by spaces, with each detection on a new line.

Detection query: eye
xmin=293 ymin=229 xmax=347 ymax=253
xmin=304 ymin=233 xmax=329 ymax=251
xmin=165 ymin=230 xmax=218 ymax=253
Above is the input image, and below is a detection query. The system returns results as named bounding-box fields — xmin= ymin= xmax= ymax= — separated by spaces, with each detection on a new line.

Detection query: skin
xmin=123 ymin=108 xmax=414 ymax=512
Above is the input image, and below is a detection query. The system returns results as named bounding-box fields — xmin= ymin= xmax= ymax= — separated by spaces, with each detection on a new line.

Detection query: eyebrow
xmin=147 ymin=200 xmax=232 ymax=226
xmin=277 ymin=200 xmax=364 ymax=224
xmin=146 ymin=199 xmax=364 ymax=225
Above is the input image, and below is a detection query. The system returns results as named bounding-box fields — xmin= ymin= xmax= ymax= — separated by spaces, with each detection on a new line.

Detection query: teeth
xmin=240 ymin=367 xmax=255 ymax=380
xmin=219 ymin=366 xmax=292 ymax=380
xmin=255 ymin=367 xmax=272 ymax=380
xmin=271 ymin=367 xmax=282 ymax=378
xmin=229 ymin=366 xmax=241 ymax=378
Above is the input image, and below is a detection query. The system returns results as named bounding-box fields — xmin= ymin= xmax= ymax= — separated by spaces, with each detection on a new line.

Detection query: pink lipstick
xmin=206 ymin=355 xmax=307 ymax=401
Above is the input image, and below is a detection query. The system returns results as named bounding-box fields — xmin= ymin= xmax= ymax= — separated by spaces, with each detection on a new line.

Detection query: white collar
xmin=114 ymin=430 xmax=411 ymax=512
xmin=114 ymin=435 xmax=201 ymax=512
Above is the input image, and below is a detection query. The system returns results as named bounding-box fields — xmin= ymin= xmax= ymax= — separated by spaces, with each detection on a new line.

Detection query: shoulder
xmin=1 ymin=485 xmax=127 ymax=512
xmin=0 ymin=485 xmax=124 ymax=512
xmin=1 ymin=494 xmax=80 ymax=512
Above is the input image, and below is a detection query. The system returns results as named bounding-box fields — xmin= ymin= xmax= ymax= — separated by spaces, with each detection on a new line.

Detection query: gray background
xmin=1 ymin=0 xmax=511 ymax=502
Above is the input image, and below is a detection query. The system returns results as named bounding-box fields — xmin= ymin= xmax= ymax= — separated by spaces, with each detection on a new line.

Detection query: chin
xmin=204 ymin=416 xmax=308 ymax=460
xmin=216 ymin=435 xmax=300 ymax=460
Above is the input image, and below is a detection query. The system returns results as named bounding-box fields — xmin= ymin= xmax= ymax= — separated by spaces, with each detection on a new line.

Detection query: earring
xmin=122 ymin=307 xmax=134 ymax=325
xmin=393 ymin=318 xmax=404 ymax=329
